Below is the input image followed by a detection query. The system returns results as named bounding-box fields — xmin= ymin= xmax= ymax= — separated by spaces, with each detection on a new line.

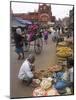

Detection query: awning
xmin=15 ymin=17 xmax=32 ymax=25
xmin=11 ymin=16 xmax=32 ymax=27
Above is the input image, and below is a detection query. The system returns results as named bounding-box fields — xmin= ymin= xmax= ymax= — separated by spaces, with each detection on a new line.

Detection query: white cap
xmin=16 ymin=28 xmax=22 ymax=35
xmin=28 ymin=54 xmax=35 ymax=61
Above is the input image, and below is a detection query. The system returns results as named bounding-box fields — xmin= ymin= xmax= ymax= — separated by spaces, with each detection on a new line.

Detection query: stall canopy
xmin=11 ymin=16 xmax=32 ymax=27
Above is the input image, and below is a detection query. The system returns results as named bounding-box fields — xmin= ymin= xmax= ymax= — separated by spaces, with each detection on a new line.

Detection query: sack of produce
xmin=33 ymin=87 xmax=46 ymax=96
xmin=40 ymin=78 xmax=52 ymax=90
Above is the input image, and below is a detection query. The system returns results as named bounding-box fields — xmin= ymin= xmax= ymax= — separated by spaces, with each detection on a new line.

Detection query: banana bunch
xmin=56 ymin=47 xmax=72 ymax=57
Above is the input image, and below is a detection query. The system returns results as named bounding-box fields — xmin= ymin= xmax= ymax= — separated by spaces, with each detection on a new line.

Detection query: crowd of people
xmin=13 ymin=24 xmax=47 ymax=60
xmin=13 ymin=23 xmax=73 ymax=60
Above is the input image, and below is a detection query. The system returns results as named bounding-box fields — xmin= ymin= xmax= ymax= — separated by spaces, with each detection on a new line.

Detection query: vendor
xmin=53 ymin=58 xmax=74 ymax=93
xmin=18 ymin=54 xmax=35 ymax=86
xmin=64 ymin=31 xmax=74 ymax=44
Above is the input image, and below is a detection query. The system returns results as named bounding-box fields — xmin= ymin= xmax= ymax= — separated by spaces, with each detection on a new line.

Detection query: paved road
xmin=10 ymin=34 xmax=57 ymax=98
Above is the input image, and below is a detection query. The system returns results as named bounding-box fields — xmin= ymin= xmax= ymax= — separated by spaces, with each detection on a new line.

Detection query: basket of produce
xmin=34 ymin=70 xmax=52 ymax=80
xmin=48 ymin=65 xmax=62 ymax=72
xmin=56 ymin=47 xmax=72 ymax=58
xmin=33 ymin=87 xmax=46 ymax=96
xmin=34 ymin=71 xmax=44 ymax=79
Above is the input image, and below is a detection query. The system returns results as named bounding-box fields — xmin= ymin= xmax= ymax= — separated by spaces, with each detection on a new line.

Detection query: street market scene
xmin=10 ymin=2 xmax=74 ymax=98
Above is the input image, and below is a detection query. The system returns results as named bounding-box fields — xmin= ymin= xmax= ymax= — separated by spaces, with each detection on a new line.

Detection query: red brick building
xmin=13 ymin=4 xmax=55 ymax=24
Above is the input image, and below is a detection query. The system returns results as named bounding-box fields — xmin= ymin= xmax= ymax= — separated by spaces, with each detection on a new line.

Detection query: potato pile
xmin=56 ymin=47 xmax=72 ymax=58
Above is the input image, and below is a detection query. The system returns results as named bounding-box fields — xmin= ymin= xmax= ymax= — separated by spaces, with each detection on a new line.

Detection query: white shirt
xmin=69 ymin=67 xmax=73 ymax=82
xmin=18 ymin=59 xmax=34 ymax=80
xmin=62 ymin=71 xmax=69 ymax=81
xmin=62 ymin=67 xmax=73 ymax=82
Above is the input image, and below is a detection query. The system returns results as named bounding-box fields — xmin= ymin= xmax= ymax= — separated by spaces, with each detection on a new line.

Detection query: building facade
xmin=13 ymin=4 xmax=55 ymax=25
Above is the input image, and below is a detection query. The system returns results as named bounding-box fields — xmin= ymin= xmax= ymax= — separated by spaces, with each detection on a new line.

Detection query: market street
xmin=10 ymin=34 xmax=57 ymax=98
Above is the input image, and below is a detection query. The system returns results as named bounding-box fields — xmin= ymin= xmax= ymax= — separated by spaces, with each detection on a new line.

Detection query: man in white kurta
xmin=18 ymin=54 xmax=35 ymax=85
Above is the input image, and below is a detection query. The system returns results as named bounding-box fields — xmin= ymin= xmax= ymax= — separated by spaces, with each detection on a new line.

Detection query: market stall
xmin=32 ymin=62 xmax=73 ymax=96
xmin=31 ymin=36 xmax=74 ymax=96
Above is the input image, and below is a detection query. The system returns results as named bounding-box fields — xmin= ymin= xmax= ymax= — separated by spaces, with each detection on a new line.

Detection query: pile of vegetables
xmin=34 ymin=70 xmax=52 ymax=80
xmin=56 ymin=47 xmax=72 ymax=58
xmin=33 ymin=77 xmax=59 ymax=96
xmin=48 ymin=65 xmax=62 ymax=72
xmin=33 ymin=87 xmax=46 ymax=96
xmin=32 ymin=63 xmax=72 ymax=96
xmin=40 ymin=78 xmax=52 ymax=90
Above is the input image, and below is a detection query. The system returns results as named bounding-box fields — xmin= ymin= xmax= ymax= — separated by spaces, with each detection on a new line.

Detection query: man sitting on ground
xmin=18 ymin=54 xmax=35 ymax=86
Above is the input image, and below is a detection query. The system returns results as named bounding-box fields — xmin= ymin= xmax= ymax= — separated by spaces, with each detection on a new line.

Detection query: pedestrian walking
xmin=14 ymin=27 xmax=24 ymax=60
xmin=51 ymin=28 xmax=56 ymax=42
xmin=51 ymin=28 xmax=60 ymax=43
xmin=43 ymin=28 xmax=48 ymax=44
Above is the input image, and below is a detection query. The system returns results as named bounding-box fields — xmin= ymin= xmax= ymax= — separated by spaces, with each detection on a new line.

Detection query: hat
xmin=16 ymin=28 xmax=22 ymax=35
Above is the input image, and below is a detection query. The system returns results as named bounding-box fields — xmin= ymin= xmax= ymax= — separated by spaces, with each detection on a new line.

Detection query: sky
xmin=11 ymin=2 xmax=73 ymax=20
